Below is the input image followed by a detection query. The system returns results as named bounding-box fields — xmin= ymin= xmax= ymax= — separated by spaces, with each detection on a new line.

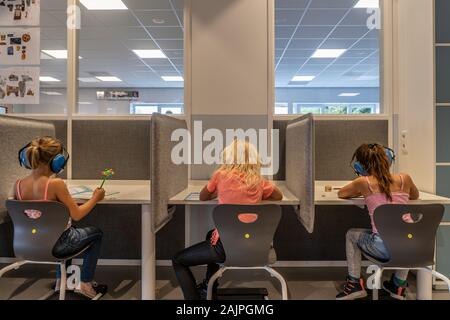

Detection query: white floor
xmin=0 ymin=264 xmax=449 ymax=300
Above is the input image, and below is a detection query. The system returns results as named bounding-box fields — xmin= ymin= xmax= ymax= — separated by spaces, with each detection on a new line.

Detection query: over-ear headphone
xmin=351 ymin=144 xmax=395 ymax=177
xmin=18 ymin=139 xmax=69 ymax=174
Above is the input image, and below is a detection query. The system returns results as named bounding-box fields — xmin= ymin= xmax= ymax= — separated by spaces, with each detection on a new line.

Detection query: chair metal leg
xmin=265 ymin=266 xmax=288 ymax=300
xmin=424 ymin=267 xmax=450 ymax=293
xmin=207 ymin=267 xmax=225 ymax=301
xmin=0 ymin=261 xmax=27 ymax=278
xmin=59 ymin=261 xmax=66 ymax=301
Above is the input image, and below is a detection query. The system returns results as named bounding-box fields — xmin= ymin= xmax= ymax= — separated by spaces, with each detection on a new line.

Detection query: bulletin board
xmin=0 ymin=0 xmax=40 ymax=26
xmin=0 ymin=28 xmax=40 ymax=65
xmin=0 ymin=67 xmax=39 ymax=104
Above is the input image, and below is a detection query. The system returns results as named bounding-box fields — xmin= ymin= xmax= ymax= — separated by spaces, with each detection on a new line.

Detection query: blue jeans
xmin=53 ymin=226 xmax=103 ymax=283
xmin=346 ymin=228 xmax=408 ymax=282
xmin=357 ymin=231 xmax=390 ymax=262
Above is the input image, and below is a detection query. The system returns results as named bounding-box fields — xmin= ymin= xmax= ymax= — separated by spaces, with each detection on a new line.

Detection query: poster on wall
xmin=0 ymin=0 xmax=40 ymax=26
xmin=0 ymin=28 xmax=40 ymax=65
xmin=0 ymin=67 xmax=39 ymax=104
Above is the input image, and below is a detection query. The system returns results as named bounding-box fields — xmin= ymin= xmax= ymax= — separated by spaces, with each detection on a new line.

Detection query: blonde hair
xmin=26 ymin=136 xmax=62 ymax=170
xmin=218 ymin=139 xmax=263 ymax=188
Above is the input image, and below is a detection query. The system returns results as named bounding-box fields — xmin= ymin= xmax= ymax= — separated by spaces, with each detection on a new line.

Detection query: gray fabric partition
xmin=0 ymin=115 xmax=55 ymax=224
xmin=151 ymin=114 xmax=189 ymax=232
xmin=72 ymin=120 xmax=151 ymax=180
xmin=286 ymin=114 xmax=315 ymax=233
xmin=274 ymin=119 xmax=389 ymax=181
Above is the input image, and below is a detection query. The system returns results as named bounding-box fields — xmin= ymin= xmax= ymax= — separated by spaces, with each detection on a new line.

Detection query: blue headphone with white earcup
xmin=351 ymin=144 xmax=395 ymax=177
xmin=18 ymin=139 xmax=69 ymax=174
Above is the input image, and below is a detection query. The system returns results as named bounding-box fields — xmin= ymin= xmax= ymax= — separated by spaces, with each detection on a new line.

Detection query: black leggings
xmin=172 ymin=230 xmax=226 ymax=300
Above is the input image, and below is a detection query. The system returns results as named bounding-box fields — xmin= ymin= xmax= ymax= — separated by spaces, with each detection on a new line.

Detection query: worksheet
xmin=0 ymin=0 xmax=40 ymax=26
xmin=0 ymin=28 xmax=40 ymax=65
xmin=184 ymin=192 xmax=200 ymax=201
xmin=0 ymin=66 xmax=39 ymax=104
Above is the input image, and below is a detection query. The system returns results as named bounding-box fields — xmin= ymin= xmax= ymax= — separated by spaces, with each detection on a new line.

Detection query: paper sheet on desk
xmin=185 ymin=192 xmax=200 ymax=201
xmin=69 ymin=186 xmax=92 ymax=196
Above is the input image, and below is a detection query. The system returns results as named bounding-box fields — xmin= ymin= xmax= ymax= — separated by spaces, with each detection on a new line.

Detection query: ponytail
xmin=354 ymin=143 xmax=394 ymax=201
xmin=25 ymin=137 xmax=62 ymax=170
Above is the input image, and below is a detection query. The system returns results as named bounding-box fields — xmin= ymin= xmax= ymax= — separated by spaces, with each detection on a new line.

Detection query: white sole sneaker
xmin=336 ymin=290 xmax=368 ymax=300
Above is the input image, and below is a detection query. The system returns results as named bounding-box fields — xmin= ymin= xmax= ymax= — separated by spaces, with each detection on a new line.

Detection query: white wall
xmin=395 ymin=0 xmax=435 ymax=192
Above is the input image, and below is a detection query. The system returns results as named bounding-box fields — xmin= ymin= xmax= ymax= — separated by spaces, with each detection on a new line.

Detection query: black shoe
xmin=336 ymin=277 xmax=368 ymax=300
xmin=383 ymin=275 xmax=407 ymax=300
xmin=197 ymin=279 xmax=219 ymax=300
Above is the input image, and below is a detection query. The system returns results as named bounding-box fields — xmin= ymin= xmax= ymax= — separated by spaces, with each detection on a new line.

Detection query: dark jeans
xmin=172 ymin=230 xmax=226 ymax=300
xmin=53 ymin=226 xmax=103 ymax=283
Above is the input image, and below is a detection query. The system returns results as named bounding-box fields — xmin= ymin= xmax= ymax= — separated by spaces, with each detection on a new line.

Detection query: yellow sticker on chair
xmin=32 ymin=229 xmax=37 ymax=234
xmin=244 ymin=233 xmax=251 ymax=239
xmin=407 ymin=233 xmax=413 ymax=239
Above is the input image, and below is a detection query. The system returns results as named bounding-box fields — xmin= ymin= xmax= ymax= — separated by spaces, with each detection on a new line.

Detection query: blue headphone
xmin=18 ymin=139 xmax=69 ymax=175
xmin=351 ymin=144 xmax=395 ymax=177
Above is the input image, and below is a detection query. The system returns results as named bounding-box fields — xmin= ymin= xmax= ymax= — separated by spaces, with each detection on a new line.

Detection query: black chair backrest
xmin=213 ymin=204 xmax=282 ymax=267
xmin=6 ymin=200 xmax=70 ymax=261
xmin=374 ymin=204 xmax=444 ymax=268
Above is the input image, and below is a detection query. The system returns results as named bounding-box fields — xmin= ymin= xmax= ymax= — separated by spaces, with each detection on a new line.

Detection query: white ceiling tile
xmin=310 ymin=0 xmax=358 ymax=9
xmin=276 ymin=0 xmax=310 ymax=9
xmin=320 ymin=38 xmax=359 ymax=49
xmin=276 ymin=10 xmax=304 ymax=26
xmin=156 ymin=39 xmax=183 ymax=50
xmin=146 ymin=26 xmax=183 ymax=39
xmin=301 ymin=9 xmax=348 ymax=26
xmin=134 ymin=10 xmax=180 ymax=27
xmin=90 ymin=11 xmax=140 ymax=27
xmin=329 ymin=26 xmax=372 ymax=38
xmin=288 ymin=38 xmax=323 ymax=49
xmin=293 ymin=26 xmax=333 ymax=38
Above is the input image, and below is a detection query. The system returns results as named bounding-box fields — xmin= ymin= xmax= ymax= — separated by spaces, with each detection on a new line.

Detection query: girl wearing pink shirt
xmin=172 ymin=140 xmax=282 ymax=300
xmin=336 ymin=143 xmax=419 ymax=300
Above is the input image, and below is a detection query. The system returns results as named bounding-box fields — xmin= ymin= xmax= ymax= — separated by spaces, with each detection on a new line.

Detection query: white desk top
xmin=65 ymin=179 xmax=450 ymax=207
xmin=169 ymin=180 xmax=300 ymax=205
xmin=65 ymin=180 xmax=151 ymax=204
xmin=315 ymin=181 xmax=450 ymax=205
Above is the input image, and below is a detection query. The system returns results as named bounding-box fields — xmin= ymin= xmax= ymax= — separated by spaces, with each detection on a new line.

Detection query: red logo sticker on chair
xmin=238 ymin=213 xmax=258 ymax=223
xmin=24 ymin=209 xmax=42 ymax=219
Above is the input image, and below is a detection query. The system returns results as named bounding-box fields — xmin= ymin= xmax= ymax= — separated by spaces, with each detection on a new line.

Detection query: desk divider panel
xmin=285 ymin=114 xmax=315 ymax=233
xmin=0 ymin=115 xmax=56 ymax=224
xmin=151 ymin=114 xmax=189 ymax=232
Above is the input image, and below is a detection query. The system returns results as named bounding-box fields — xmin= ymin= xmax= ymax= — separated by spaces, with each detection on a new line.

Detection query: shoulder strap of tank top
xmin=16 ymin=180 xmax=23 ymax=200
xmin=364 ymin=176 xmax=374 ymax=193
xmin=399 ymin=174 xmax=405 ymax=191
xmin=43 ymin=179 xmax=51 ymax=201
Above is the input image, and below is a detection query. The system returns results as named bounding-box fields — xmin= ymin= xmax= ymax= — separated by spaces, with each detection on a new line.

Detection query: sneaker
xmin=197 ymin=279 xmax=219 ymax=300
xmin=383 ymin=275 xmax=407 ymax=300
xmin=75 ymin=282 xmax=108 ymax=300
xmin=336 ymin=277 xmax=368 ymax=300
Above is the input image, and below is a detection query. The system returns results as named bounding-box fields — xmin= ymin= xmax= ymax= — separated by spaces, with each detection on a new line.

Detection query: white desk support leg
xmin=417 ymin=268 xmax=433 ymax=300
xmin=141 ymin=204 xmax=156 ymax=300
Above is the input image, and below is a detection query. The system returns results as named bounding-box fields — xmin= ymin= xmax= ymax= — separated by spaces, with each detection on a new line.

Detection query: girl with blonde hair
xmin=172 ymin=139 xmax=283 ymax=300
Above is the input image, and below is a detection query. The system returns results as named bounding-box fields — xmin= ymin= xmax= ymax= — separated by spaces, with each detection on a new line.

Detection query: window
xmin=294 ymin=103 xmax=378 ymax=115
xmin=130 ymin=103 xmax=184 ymax=115
xmin=0 ymin=106 xmax=7 ymax=114
xmin=76 ymin=0 xmax=185 ymax=115
xmin=275 ymin=0 xmax=382 ymax=115
xmin=275 ymin=102 xmax=289 ymax=115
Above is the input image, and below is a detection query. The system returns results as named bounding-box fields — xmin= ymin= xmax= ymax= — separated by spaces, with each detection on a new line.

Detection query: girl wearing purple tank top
xmin=336 ymin=143 xmax=419 ymax=301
